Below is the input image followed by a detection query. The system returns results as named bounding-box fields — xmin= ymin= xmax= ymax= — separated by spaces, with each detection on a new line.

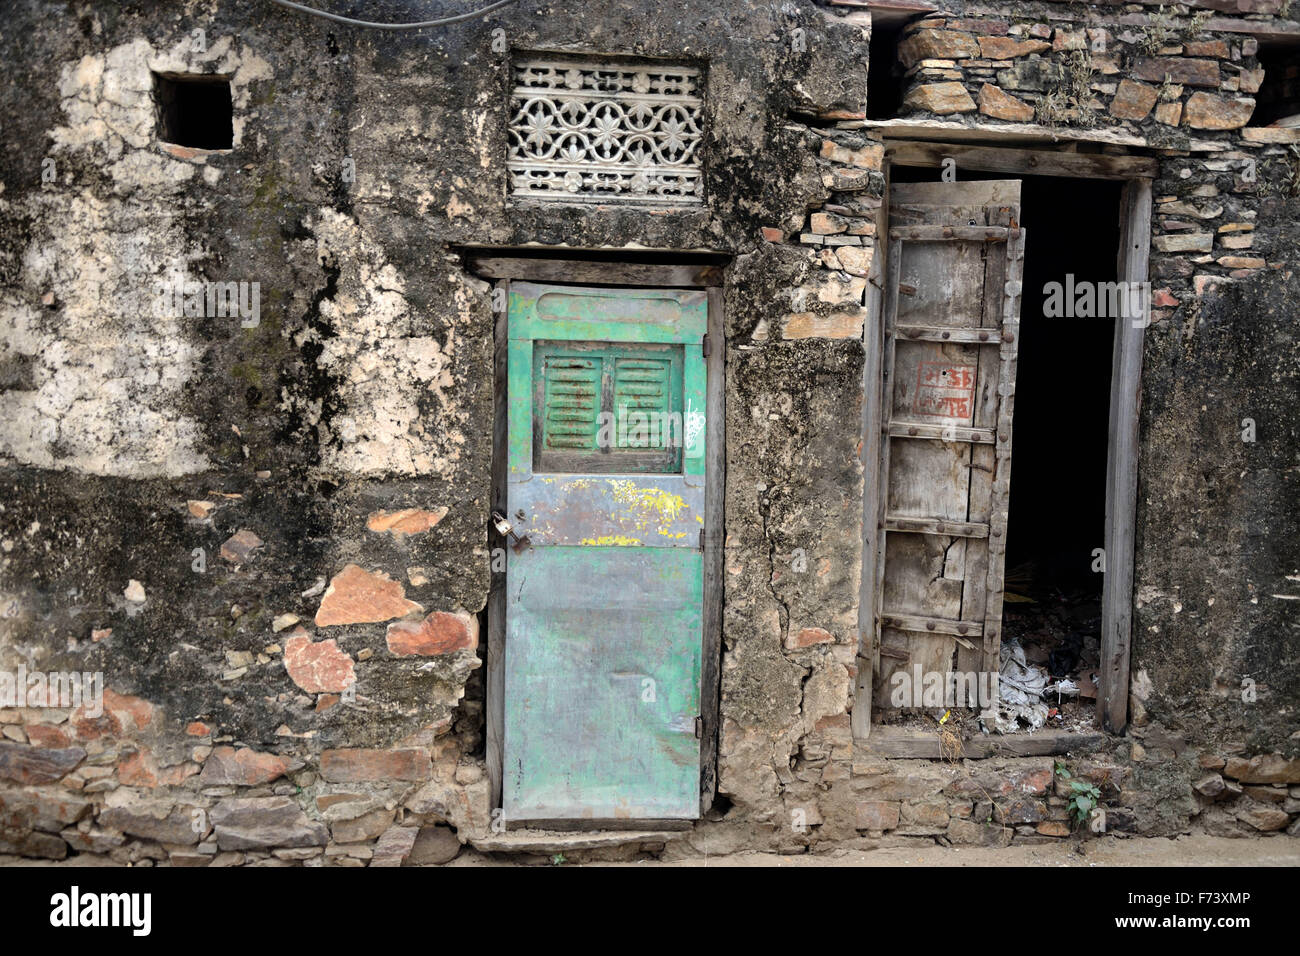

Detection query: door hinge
xmin=694 ymin=716 xmax=703 ymax=739
xmin=702 ymin=333 xmax=711 ymax=358
xmin=698 ymin=528 xmax=705 ymax=551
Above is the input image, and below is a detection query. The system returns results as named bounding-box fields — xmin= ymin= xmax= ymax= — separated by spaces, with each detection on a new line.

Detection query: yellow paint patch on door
xmin=608 ymin=481 xmax=689 ymax=522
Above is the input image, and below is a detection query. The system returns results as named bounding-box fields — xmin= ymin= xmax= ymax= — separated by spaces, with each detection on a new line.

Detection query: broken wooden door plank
xmin=890 ymin=179 xmax=1022 ymax=208
xmin=979 ymin=226 xmax=1026 ymax=671
xmin=959 ymin=218 xmax=1013 ymax=676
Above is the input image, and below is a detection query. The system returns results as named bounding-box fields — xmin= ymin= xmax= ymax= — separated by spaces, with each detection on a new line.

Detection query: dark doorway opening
xmin=889 ymin=166 xmax=1122 ymax=723
xmin=1005 ymin=175 xmax=1120 ymax=710
xmin=153 ymin=73 xmax=234 ymax=150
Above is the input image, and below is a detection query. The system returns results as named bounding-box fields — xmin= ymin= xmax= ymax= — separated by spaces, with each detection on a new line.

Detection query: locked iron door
xmin=502 ymin=282 xmax=707 ymax=821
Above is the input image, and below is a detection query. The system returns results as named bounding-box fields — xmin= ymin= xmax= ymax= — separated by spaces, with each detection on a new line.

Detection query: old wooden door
xmin=502 ymin=282 xmax=707 ymax=821
xmin=870 ymin=180 xmax=1025 ymax=712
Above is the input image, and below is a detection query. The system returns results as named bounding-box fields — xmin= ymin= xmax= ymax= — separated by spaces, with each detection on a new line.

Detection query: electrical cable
xmin=265 ymin=0 xmax=520 ymax=29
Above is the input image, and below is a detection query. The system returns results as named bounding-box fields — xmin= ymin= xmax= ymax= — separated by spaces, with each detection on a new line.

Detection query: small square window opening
xmin=153 ymin=73 xmax=234 ymax=150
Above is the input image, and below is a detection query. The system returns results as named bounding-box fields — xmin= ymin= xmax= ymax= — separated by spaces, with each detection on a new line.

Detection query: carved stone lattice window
xmin=507 ymin=57 xmax=703 ymax=204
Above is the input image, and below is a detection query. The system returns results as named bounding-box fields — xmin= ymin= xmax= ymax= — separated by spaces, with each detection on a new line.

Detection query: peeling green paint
xmin=503 ymin=282 xmax=707 ymax=818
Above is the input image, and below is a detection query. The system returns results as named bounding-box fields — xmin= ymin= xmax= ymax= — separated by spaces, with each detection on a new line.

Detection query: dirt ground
xmin=450 ymin=833 xmax=1300 ymax=867
xmin=2 ymin=833 xmax=1295 ymax=868
xmin=631 ymin=834 xmax=1300 ymax=867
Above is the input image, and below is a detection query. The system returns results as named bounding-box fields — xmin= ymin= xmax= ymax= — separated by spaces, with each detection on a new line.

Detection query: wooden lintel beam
xmin=887 ymin=141 xmax=1158 ymax=181
xmin=465 ymin=256 xmax=724 ymax=288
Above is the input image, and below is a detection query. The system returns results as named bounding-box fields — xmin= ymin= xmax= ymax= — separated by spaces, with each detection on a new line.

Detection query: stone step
xmin=469 ymin=829 xmax=686 ymax=854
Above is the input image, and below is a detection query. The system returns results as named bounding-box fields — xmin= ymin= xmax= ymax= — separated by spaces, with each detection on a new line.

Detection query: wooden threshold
xmin=858 ymin=725 xmax=1109 ymax=759
xmin=505 ymin=817 xmax=694 ymax=832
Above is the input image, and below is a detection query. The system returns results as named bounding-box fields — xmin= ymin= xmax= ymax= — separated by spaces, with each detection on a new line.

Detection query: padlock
xmin=491 ymin=511 xmax=531 ymax=554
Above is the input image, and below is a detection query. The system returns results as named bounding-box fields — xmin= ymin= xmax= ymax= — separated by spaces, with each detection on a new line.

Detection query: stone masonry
xmin=0 ymin=0 xmax=1296 ymax=864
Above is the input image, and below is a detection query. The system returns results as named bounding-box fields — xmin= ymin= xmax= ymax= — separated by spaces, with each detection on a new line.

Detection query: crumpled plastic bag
xmin=1045 ymin=679 xmax=1079 ymax=700
xmin=983 ymin=639 xmax=1050 ymax=734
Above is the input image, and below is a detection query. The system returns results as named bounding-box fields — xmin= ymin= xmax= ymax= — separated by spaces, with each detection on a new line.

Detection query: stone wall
xmin=0 ymin=0 xmax=878 ymax=864
xmin=869 ymin=0 xmax=1300 ymax=845
xmin=895 ymin=8 xmax=1266 ymax=135
xmin=0 ymin=0 xmax=1296 ymax=865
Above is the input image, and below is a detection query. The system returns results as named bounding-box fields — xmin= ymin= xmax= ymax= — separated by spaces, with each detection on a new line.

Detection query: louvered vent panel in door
xmin=541 ymin=354 xmax=601 ymax=452
xmin=614 ymin=357 xmax=672 ymax=450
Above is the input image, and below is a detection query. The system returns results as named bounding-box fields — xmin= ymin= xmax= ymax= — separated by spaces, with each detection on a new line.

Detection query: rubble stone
xmin=904 ymin=82 xmax=977 ymax=115
xmin=283 ymin=630 xmax=356 ymax=693
xmin=320 ymin=748 xmax=432 ymax=783
xmin=315 ymin=564 xmax=423 ymax=626
xmin=978 ymin=83 xmax=1035 ymax=121
xmin=386 ymin=611 xmax=478 ymax=657
xmin=210 ymin=797 xmax=328 ymax=850
xmin=1182 ymin=93 xmax=1256 ymax=130
xmin=197 ymin=746 xmax=289 ymax=786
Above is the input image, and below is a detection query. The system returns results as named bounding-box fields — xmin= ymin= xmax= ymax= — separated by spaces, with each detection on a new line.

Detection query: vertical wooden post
xmin=487 ymin=280 xmax=510 ymax=813
xmin=699 ymin=284 xmax=726 ymax=810
xmin=1099 ymin=180 xmax=1151 ymax=734
xmin=853 ymin=158 xmax=891 ymax=740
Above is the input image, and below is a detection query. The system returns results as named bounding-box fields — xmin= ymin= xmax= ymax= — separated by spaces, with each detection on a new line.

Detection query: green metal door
xmin=503 ymin=282 xmax=707 ymax=821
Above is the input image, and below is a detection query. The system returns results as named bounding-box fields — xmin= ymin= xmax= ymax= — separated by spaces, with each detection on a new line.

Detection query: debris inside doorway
xmin=988 ymin=640 xmax=1050 ymax=733
xmin=992 ymin=568 xmax=1103 ymax=734
xmin=985 ymin=638 xmax=1082 ymax=734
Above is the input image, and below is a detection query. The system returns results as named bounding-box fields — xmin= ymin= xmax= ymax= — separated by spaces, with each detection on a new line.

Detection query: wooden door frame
xmin=472 ymin=252 xmax=727 ymax=827
xmin=854 ymin=142 xmax=1153 ymax=744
